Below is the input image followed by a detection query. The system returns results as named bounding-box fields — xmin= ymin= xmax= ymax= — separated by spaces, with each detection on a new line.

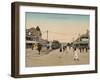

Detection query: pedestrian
xmin=32 ymin=43 xmax=35 ymax=50
xmin=63 ymin=46 xmax=65 ymax=52
xmin=59 ymin=44 xmax=63 ymax=52
xmin=60 ymin=47 xmax=62 ymax=52
xmin=79 ymin=47 xmax=81 ymax=53
xmin=37 ymin=43 xmax=42 ymax=55
xmin=46 ymin=44 xmax=50 ymax=50
xmin=73 ymin=48 xmax=79 ymax=61
xmin=32 ymin=44 xmax=34 ymax=50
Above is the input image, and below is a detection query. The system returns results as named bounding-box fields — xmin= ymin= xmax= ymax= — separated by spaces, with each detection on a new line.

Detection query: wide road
xmin=26 ymin=48 xmax=89 ymax=67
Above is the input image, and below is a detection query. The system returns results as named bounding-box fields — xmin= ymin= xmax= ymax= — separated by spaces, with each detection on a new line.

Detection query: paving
xmin=26 ymin=48 xmax=89 ymax=67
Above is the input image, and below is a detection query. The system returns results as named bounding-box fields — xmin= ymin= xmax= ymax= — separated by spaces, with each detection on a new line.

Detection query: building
xmin=26 ymin=26 xmax=42 ymax=48
xmin=26 ymin=26 xmax=48 ymax=48
xmin=72 ymin=30 xmax=89 ymax=52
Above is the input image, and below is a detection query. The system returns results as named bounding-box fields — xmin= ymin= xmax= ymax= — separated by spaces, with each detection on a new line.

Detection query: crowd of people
xmin=31 ymin=43 xmax=89 ymax=62
xmin=59 ymin=44 xmax=89 ymax=61
xmin=31 ymin=43 xmax=42 ymax=55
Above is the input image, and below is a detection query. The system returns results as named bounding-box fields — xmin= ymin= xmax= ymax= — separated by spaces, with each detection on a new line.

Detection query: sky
xmin=25 ymin=12 xmax=89 ymax=43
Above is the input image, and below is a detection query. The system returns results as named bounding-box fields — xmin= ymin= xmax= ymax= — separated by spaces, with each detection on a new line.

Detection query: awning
xmin=73 ymin=41 xmax=89 ymax=45
xmin=26 ymin=40 xmax=39 ymax=44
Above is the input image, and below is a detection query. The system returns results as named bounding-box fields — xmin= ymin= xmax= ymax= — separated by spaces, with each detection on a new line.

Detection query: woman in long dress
xmin=73 ymin=48 xmax=79 ymax=61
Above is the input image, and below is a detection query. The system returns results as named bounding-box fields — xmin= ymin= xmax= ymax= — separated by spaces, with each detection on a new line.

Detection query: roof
xmin=73 ymin=41 xmax=89 ymax=45
xmin=26 ymin=40 xmax=39 ymax=43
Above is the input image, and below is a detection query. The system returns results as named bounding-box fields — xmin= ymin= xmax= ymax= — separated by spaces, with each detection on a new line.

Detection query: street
xmin=26 ymin=48 xmax=89 ymax=67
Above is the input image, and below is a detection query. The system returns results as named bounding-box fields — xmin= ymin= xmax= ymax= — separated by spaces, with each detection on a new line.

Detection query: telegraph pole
xmin=47 ymin=30 xmax=48 ymax=41
xmin=72 ymin=37 xmax=74 ymax=42
xmin=78 ymin=33 xmax=81 ymax=41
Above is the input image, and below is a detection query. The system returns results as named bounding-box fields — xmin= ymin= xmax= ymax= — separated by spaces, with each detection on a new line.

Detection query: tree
xmin=36 ymin=26 xmax=40 ymax=31
xmin=36 ymin=26 xmax=42 ymax=37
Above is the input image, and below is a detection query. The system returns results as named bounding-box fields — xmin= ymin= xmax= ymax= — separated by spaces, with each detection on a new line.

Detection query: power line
xmin=41 ymin=30 xmax=70 ymax=41
xmin=41 ymin=30 xmax=67 ymax=36
xmin=41 ymin=30 xmax=77 ymax=42
xmin=49 ymin=30 xmax=67 ymax=35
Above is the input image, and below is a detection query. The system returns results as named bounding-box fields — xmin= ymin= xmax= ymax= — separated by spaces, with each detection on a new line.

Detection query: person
xmin=46 ymin=44 xmax=50 ymax=50
xmin=32 ymin=43 xmax=35 ymax=50
xmin=60 ymin=47 xmax=62 ymax=52
xmin=63 ymin=46 xmax=66 ymax=52
xmin=73 ymin=48 xmax=79 ymax=61
xmin=59 ymin=44 xmax=63 ymax=52
xmin=79 ymin=47 xmax=81 ymax=53
xmin=37 ymin=43 xmax=42 ymax=55
xmin=32 ymin=44 xmax=34 ymax=50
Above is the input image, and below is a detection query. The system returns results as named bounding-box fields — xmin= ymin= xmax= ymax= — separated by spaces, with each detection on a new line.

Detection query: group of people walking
xmin=59 ymin=44 xmax=82 ymax=61
xmin=32 ymin=43 xmax=42 ymax=55
xmin=31 ymin=43 xmax=88 ymax=61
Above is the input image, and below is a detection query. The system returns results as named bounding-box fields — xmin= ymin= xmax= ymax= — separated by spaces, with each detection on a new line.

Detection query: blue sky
xmin=26 ymin=12 xmax=89 ymax=25
xmin=25 ymin=12 xmax=89 ymax=42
